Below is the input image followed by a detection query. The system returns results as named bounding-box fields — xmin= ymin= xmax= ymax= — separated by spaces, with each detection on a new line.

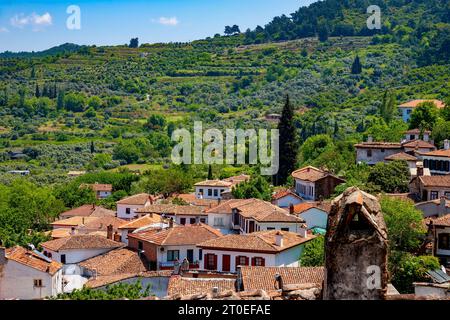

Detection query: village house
xmin=80 ymin=183 xmax=113 ymax=199
xmin=416 ymin=198 xmax=450 ymax=218
xmin=49 ymin=216 xmax=126 ymax=239
xmin=118 ymin=214 xmax=168 ymax=245
xmin=410 ymin=175 xmax=450 ymax=201
xmin=291 ymin=166 xmax=345 ymax=201
xmin=402 ymin=139 xmax=436 ymax=155
xmin=198 ymin=230 xmax=316 ymax=273
xmin=271 ymin=189 xmax=303 ymax=208
xmin=170 ymin=193 xmax=220 ymax=208
xmin=384 ymin=152 xmax=418 ymax=169
xmin=404 ymin=129 xmax=431 ymax=142
xmin=41 ymin=235 xmax=123 ymax=264
xmin=426 ymin=215 xmax=450 ymax=267
xmin=194 ymin=175 xmax=250 ymax=200
xmin=398 ymin=99 xmax=446 ymax=123
xmin=58 ymin=204 xmax=116 ymax=220
xmin=135 ymin=204 xmax=207 ymax=226
xmin=127 ymin=223 xmax=223 ymax=271
xmin=355 ymin=138 xmax=403 ymax=165
xmin=116 ymin=193 xmax=155 ymax=220
xmin=421 ymin=140 xmax=450 ymax=175
xmin=0 ymin=246 xmax=63 ymax=300
xmin=290 ymin=202 xmax=331 ymax=232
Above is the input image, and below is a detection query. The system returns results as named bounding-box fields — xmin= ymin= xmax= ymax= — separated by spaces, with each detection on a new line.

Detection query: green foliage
xmin=300 ymin=235 xmax=324 ymax=267
xmin=145 ymin=114 xmax=166 ymax=131
xmin=409 ymin=101 xmax=440 ymax=131
xmin=432 ymin=119 xmax=450 ymax=147
xmin=132 ymin=167 xmax=193 ymax=197
xmin=368 ymin=161 xmax=410 ymax=193
xmin=56 ymin=280 xmax=151 ymax=300
xmin=64 ymin=92 xmax=86 ymax=112
xmin=381 ymin=196 xmax=426 ymax=253
xmin=232 ymin=176 xmax=273 ymax=201
xmin=351 ymin=55 xmax=362 ymax=74
xmin=390 ymin=252 xmax=440 ymax=294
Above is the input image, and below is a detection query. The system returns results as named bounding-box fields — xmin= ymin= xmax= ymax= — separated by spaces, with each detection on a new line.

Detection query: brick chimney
xmin=416 ymin=164 xmax=424 ymax=177
xmin=0 ymin=247 xmax=6 ymax=265
xmin=367 ymin=135 xmax=373 ymax=143
xmin=169 ymin=218 xmax=174 ymax=228
xmin=113 ymin=231 xmax=121 ymax=242
xmin=289 ymin=204 xmax=295 ymax=215
xmin=107 ymin=224 xmax=113 ymax=240
xmin=275 ymin=232 xmax=284 ymax=247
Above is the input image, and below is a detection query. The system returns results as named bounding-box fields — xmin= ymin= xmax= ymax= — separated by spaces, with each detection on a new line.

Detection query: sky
xmin=0 ymin=0 xmax=316 ymax=52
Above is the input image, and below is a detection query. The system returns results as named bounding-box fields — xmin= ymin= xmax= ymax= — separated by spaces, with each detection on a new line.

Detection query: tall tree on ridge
xmin=207 ymin=165 xmax=213 ymax=180
xmin=276 ymin=94 xmax=299 ymax=186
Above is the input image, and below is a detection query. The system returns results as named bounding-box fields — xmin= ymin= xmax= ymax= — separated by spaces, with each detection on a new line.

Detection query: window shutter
xmin=236 ymin=256 xmax=240 ymax=267
xmin=245 ymin=256 xmax=249 ymax=266
xmin=213 ymin=254 xmax=218 ymax=270
xmin=251 ymin=257 xmax=256 ymax=266
xmin=260 ymin=258 xmax=265 ymax=266
xmin=204 ymin=254 xmax=208 ymax=269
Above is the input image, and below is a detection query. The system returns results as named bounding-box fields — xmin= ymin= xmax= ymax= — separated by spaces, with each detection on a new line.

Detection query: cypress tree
xmin=57 ymin=90 xmax=65 ymax=110
xmin=351 ymin=55 xmax=362 ymax=74
xmin=35 ymin=84 xmax=40 ymax=98
xmin=90 ymin=141 xmax=95 ymax=154
xmin=207 ymin=165 xmax=213 ymax=180
xmin=276 ymin=94 xmax=299 ymax=186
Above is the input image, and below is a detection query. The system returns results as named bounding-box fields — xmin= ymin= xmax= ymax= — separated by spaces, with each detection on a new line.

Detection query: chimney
xmin=417 ymin=165 xmax=424 ymax=177
xmin=70 ymin=227 xmax=76 ymax=235
xmin=289 ymin=204 xmax=295 ymax=215
xmin=275 ymin=232 xmax=284 ymax=247
xmin=113 ymin=231 xmax=121 ymax=242
xmin=367 ymin=135 xmax=373 ymax=143
xmin=107 ymin=224 xmax=113 ymax=240
xmin=0 ymin=247 xmax=6 ymax=265
xmin=92 ymin=203 xmax=95 ymax=210
xmin=299 ymin=226 xmax=308 ymax=238
xmin=169 ymin=218 xmax=174 ymax=229
xmin=444 ymin=140 xmax=450 ymax=150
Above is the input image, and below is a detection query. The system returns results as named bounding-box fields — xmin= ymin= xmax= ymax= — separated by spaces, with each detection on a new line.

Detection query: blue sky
xmin=0 ymin=0 xmax=315 ymax=52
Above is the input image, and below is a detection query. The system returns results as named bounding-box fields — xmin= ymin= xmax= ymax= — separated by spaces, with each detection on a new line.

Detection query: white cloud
xmin=0 ymin=27 xmax=9 ymax=33
xmin=10 ymin=12 xmax=52 ymax=30
xmin=155 ymin=16 xmax=179 ymax=26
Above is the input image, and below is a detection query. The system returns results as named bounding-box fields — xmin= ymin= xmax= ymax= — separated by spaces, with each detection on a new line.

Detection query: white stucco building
xmin=0 ymin=246 xmax=63 ymax=300
xmin=116 ymin=193 xmax=154 ymax=220
xmin=398 ymin=99 xmax=446 ymax=122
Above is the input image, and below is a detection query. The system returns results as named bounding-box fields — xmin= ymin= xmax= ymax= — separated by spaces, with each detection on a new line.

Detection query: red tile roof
xmin=129 ymin=224 xmax=223 ymax=246
xmin=419 ymin=175 xmax=450 ymax=188
xmin=431 ymin=214 xmax=450 ymax=227
xmin=59 ymin=205 xmax=115 ymax=218
xmin=422 ymin=149 xmax=450 ymax=158
xmin=118 ymin=214 xmax=165 ymax=230
xmin=41 ymin=235 xmax=123 ymax=251
xmin=81 ymin=183 xmax=113 ymax=192
xmin=85 ymin=271 xmax=172 ymax=289
xmin=79 ymin=248 xmax=148 ymax=275
xmin=399 ymin=99 xmax=446 ymax=109
xmin=240 ymin=266 xmax=324 ymax=292
xmin=136 ymin=204 xmax=206 ymax=216
xmin=198 ymin=230 xmax=316 ymax=253
xmin=167 ymin=276 xmax=236 ymax=296
xmin=402 ymin=139 xmax=436 ymax=150
xmin=354 ymin=142 xmax=402 ymax=149
xmin=272 ymin=189 xmax=302 ymax=201
xmin=116 ymin=193 xmax=153 ymax=205
xmin=291 ymin=166 xmax=344 ymax=183
xmin=5 ymin=246 xmax=62 ymax=275
xmin=384 ymin=152 xmax=418 ymax=161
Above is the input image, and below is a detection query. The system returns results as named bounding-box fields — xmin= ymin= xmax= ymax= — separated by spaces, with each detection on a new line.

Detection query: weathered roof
xmin=272 ymin=189 xmax=303 ymax=201
xmin=194 ymin=180 xmax=233 ymax=188
xmin=79 ymin=248 xmax=147 ymax=276
xmin=419 ymin=175 xmax=450 ymax=188
xmin=385 ymin=152 xmax=418 ymax=161
xmin=422 ymin=149 xmax=450 ymax=158
xmin=240 ymin=266 xmax=324 ymax=292
xmin=5 ymin=246 xmax=62 ymax=276
xmin=51 ymin=216 xmax=98 ymax=227
xmin=136 ymin=204 xmax=206 ymax=216
xmin=399 ymin=99 xmax=445 ymax=109
xmin=82 ymin=216 xmax=127 ymax=231
xmin=59 ymin=205 xmax=115 ymax=218
xmin=129 ymin=224 xmax=223 ymax=246
xmin=402 ymin=139 xmax=436 ymax=150
xmin=85 ymin=271 xmax=172 ymax=289
xmin=118 ymin=214 xmax=165 ymax=230
xmin=198 ymin=230 xmax=315 ymax=253
xmin=354 ymin=142 xmax=402 ymax=149
xmin=116 ymin=193 xmax=153 ymax=205
xmin=41 ymin=235 xmax=123 ymax=252
xmin=404 ymin=129 xmax=431 ymax=135
xmin=80 ymin=183 xmax=113 ymax=192
xmin=167 ymin=276 xmax=236 ymax=296
xmin=232 ymin=199 xmax=303 ymax=223
xmin=291 ymin=166 xmax=344 ymax=183
xmin=430 ymin=214 xmax=450 ymax=227
xmin=292 ymin=202 xmax=330 ymax=215
xmin=171 ymin=193 xmax=220 ymax=208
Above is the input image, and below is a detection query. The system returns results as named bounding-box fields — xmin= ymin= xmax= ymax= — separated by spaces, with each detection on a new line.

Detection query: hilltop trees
xmin=224 ymin=25 xmax=240 ymax=36
xmin=379 ymin=90 xmax=397 ymax=124
xmin=276 ymin=95 xmax=299 ymax=185
xmin=129 ymin=38 xmax=139 ymax=48
xmin=368 ymin=161 xmax=410 ymax=193
xmin=409 ymin=101 xmax=440 ymax=131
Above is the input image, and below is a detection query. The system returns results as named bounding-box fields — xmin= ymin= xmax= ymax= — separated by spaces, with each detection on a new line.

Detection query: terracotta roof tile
xmin=116 ymin=193 xmax=153 ymax=205
xmin=79 ymin=248 xmax=147 ymax=275
xmin=118 ymin=214 xmax=165 ymax=230
xmin=129 ymin=224 xmax=223 ymax=246
xmin=232 ymin=199 xmax=303 ymax=223
xmin=419 ymin=175 xmax=450 ymax=188
xmin=272 ymin=189 xmax=302 ymax=201
xmin=354 ymin=142 xmax=402 ymax=149
xmin=385 ymin=152 xmax=418 ymax=161
xmin=240 ymin=266 xmax=324 ymax=292
xmin=291 ymin=166 xmax=345 ymax=183
xmin=136 ymin=204 xmax=206 ymax=216
xmin=430 ymin=214 xmax=450 ymax=227
xmin=51 ymin=216 xmax=98 ymax=227
xmin=194 ymin=180 xmax=233 ymax=188
xmin=199 ymin=230 xmax=316 ymax=253
xmin=167 ymin=276 xmax=236 ymax=296
xmin=41 ymin=235 xmax=123 ymax=251
xmin=5 ymin=246 xmax=62 ymax=275
xmin=402 ymin=139 xmax=436 ymax=150
xmin=80 ymin=183 xmax=113 ymax=192
xmin=422 ymin=149 xmax=450 ymax=158
xmin=85 ymin=271 xmax=172 ymax=289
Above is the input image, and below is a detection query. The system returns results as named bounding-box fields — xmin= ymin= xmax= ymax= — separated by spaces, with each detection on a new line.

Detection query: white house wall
xmin=46 ymin=248 xmax=116 ymax=264
xmin=299 ymin=208 xmax=328 ymax=230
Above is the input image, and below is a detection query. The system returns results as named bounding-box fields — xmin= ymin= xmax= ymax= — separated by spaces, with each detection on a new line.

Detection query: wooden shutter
xmin=244 ymin=256 xmax=249 ymax=266
xmin=236 ymin=256 xmax=240 ymax=268
xmin=251 ymin=257 xmax=256 ymax=266
xmin=204 ymin=254 xmax=208 ymax=269
xmin=260 ymin=258 xmax=265 ymax=266
xmin=213 ymin=254 xmax=218 ymax=270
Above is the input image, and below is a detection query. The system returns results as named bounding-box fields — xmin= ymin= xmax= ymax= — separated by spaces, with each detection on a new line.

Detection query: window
xmin=138 ymin=241 xmax=143 ymax=251
xmin=199 ymin=249 xmax=203 ymax=260
xmin=445 ymin=192 xmax=450 ymax=200
xmin=207 ymin=189 xmax=213 ymax=197
xmin=367 ymin=149 xmax=372 ymax=158
xmin=237 ymin=256 xmax=248 ymax=266
xmin=198 ymin=188 xmax=203 ymax=195
xmin=213 ymin=189 xmax=218 ymax=197
xmin=430 ymin=191 xmax=439 ymax=200
xmin=253 ymin=257 xmax=264 ymax=266
xmin=407 ymin=109 xmax=412 ymax=115
xmin=214 ymin=217 xmax=224 ymax=227
xmin=200 ymin=218 xmax=206 ymax=224
xmin=190 ymin=218 xmax=196 ymax=225
xmin=281 ymin=228 xmax=289 ymax=232
xmin=60 ymin=254 xmax=66 ymax=264
xmin=267 ymin=227 xmax=275 ymax=230
xmin=167 ymin=250 xmax=180 ymax=262
xmin=180 ymin=218 xmax=186 ymax=225
xmin=438 ymin=234 xmax=450 ymax=250
xmin=381 ymin=149 xmax=385 ymax=153
xmin=33 ymin=279 xmax=43 ymax=287
xmin=410 ymin=135 xmax=415 ymax=140
xmin=126 ymin=208 xmax=131 ymax=215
